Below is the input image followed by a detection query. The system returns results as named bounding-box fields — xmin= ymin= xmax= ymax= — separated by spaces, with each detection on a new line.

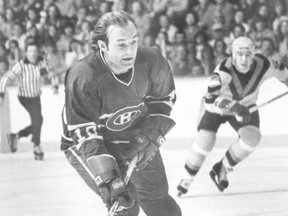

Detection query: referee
xmin=0 ymin=40 xmax=59 ymax=160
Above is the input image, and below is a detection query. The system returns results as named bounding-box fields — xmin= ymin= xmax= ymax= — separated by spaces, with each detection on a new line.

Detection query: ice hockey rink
xmin=1 ymin=78 xmax=288 ymax=216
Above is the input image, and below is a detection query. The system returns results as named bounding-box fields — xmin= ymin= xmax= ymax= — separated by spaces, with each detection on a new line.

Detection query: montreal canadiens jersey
xmin=61 ymin=47 xmax=176 ymax=157
xmin=205 ymin=53 xmax=288 ymax=113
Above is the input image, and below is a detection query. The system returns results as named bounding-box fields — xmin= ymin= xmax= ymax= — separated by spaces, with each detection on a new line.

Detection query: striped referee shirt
xmin=0 ymin=56 xmax=57 ymax=98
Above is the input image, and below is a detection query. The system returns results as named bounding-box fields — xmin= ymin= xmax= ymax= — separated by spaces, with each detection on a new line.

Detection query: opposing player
xmin=61 ymin=11 xmax=181 ymax=216
xmin=177 ymin=36 xmax=288 ymax=195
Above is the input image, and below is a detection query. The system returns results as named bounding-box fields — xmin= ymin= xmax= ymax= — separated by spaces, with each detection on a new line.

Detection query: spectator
xmin=209 ymin=23 xmax=229 ymax=48
xmin=194 ymin=30 xmax=214 ymax=75
xmin=276 ymin=18 xmax=288 ymax=58
xmin=55 ymin=0 xmax=77 ymax=18
xmin=260 ymin=37 xmax=281 ymax=61
xmin=74 ymin=6 xmax=89 ymax=35
xmin=237 ymin=0 xmax=259 ymax=24
xmin=156 ymin=14 xmax=178 ymax=45
xmin=213 ymin=0 xmax=234 ymax=33
xmin=183 ymin=11 xmax=200 ymax=45
xmin=57 ymin=22 xmax=75 ymax=58
xmin=213 ymin=38 xmax=229 ymax=66
xmin=170 ymin=43 xmax=193 ymax=77
xmin=257 ymin=4 xmax=273 ymax=28
xmin=25 ymin=6 xmax=40 ymax=30
xmin=6 ymin=0 xmax=24 ymax=18
xmin=130 ymin=1 xmax=152 ymax=46
xmin=43 ymin=41 xmax=65 ymax=83
xmin=112 ymin=0 xmax=128 ymax=12
xmin=46 ymin=3 xmax=62 ymax=29
xmin=87 ymin=0 xmax=102 ymax=25
xmin=165 ymin=0 xmax=189 ymax=30
xmin=232 ymin=10 xmax=250 ymax=34
xmin=194 ymin=0 xmax=216 ymax=31
xmin=7 ymin=40 xmax=22 ymax=69
xmin=249 ymin=17 xmax=277 ymax=53
xmin=272 ymin=1 xmax=287 ymax=32
xmin=64 ymin=39 xmax=85 ymax=68
xmin=2 ymin=7 xmax=17 ymax=39
xmin=98 ymin=1 xmax=112 ymax=17
xmin=0 ymin=40 xmax=59 ymax=159
xmin=147 ymin=0 xmax=169 ymax=18
xmin=44 ymin=24 xmax=60 ymax=46
xmin=187 ymin=44 xmax=205 ymax=76
xmin=23 ymin=0 xmax=42 ymax=14
xmin=143 ymin=32 xmax=156 ymax=47
xmin=43 ymin=0 xmax=57 ymax=11
xmin=36 ymin=10 xmax=49 ymax=39
xmin=74 ymin=20 xmax=92 ymax=55
xmin=9 ymin=21 xmax=26 ymax=51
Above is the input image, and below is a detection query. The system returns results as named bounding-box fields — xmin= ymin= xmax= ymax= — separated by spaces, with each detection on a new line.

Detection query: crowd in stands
xmin=0 ymin=0 xmax=288 ymax=82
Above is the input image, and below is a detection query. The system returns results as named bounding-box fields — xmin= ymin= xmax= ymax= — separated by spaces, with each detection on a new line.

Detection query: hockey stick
xmin=107 ymin=155 xmax=138 ymax=216
xmin=249 ymin=91 xmax=288 ymax=113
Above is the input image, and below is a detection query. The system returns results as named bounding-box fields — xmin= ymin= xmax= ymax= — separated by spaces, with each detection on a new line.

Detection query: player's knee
xmin=239 ymin=126 xmax=261 ymax=148
xmin=196 ymin=129 xmax=216 ymax=152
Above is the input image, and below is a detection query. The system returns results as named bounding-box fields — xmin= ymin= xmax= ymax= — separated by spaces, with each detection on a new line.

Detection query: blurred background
xmin=1 ymin=0 xmax=288 ymax=81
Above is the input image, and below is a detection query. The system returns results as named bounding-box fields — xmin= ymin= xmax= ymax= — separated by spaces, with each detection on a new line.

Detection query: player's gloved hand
xmin=99 ymin=177 xmax=134 ymax=211
xmin=121 ymin=132 xmax=162 ymax=170
xmin=86 ymin=155 xmax=134 ymax=212
xmin=121 ymin=115 xmax=175 ymax=170
xmin=230 ymin=102 xmax=251 ymax=124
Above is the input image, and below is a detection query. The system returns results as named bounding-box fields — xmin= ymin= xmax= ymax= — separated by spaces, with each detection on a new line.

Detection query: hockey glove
xmin=230 ymin=102 xmax=251 ymax=124
xmin=121 ymin=115 xmax=175 ymax=170
xmin=87 ymin=155 xmax=134 ymax=211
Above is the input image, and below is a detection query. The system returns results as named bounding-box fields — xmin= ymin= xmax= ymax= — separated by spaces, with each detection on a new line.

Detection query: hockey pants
xmin=65 ymin=147 xmax=181 ymax=216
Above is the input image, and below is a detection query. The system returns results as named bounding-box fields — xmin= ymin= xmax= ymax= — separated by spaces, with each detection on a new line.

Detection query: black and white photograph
xmin=1 ymin=0 xmax=288 ymax=215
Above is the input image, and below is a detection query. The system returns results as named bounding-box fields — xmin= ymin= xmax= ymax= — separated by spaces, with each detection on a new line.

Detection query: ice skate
xmin=209 ymin=161 xmax=232 ymax=192
xmin=33 ymin=146 xmax=44 ymax=160
xmin=6 ymin=133 xmax=18 ymax=153
xmin=177 ymin=178 xmax=194 ymax=197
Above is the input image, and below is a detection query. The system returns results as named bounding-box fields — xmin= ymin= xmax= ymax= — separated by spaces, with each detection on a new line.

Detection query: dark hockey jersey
xmin=61 ymin=47 xmax=176 ymax=159
xmin=204 ymin=53 xmax=288 ymax=114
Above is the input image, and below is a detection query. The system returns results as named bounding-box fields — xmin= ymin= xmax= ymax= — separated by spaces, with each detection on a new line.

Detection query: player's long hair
xmin=90 ymin=10 xmax=136 ymax=51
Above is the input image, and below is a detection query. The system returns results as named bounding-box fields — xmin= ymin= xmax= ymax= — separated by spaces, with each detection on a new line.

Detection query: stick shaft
xmin=107 ymin=155 xmax=138 ymax=216
xmin=249 ymin=91 xmax=288 ymax=113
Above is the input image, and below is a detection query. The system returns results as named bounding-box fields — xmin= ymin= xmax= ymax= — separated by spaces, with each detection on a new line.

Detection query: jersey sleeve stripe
xmin=67 ymin=122 xmax=97 ymax=131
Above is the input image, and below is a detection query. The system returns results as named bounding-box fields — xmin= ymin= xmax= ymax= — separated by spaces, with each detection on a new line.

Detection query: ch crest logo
xmin=106 ymin=103 xmax=146 ymax=131
xmin=114 ymin=111 xmax=139 ymax=125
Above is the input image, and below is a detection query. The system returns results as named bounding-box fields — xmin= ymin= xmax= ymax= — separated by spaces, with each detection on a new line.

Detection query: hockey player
xmin=61 ymin=11 xmax=181 ymax=216
xmin=177 ymin=36 xmax=288 ymax=195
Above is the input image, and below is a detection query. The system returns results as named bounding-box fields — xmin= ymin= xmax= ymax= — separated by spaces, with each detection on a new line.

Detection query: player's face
xmin=105 ymin=21 xmax=138 ymax=74
xmin=233 ymin=50 xmax=254 ymax=73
